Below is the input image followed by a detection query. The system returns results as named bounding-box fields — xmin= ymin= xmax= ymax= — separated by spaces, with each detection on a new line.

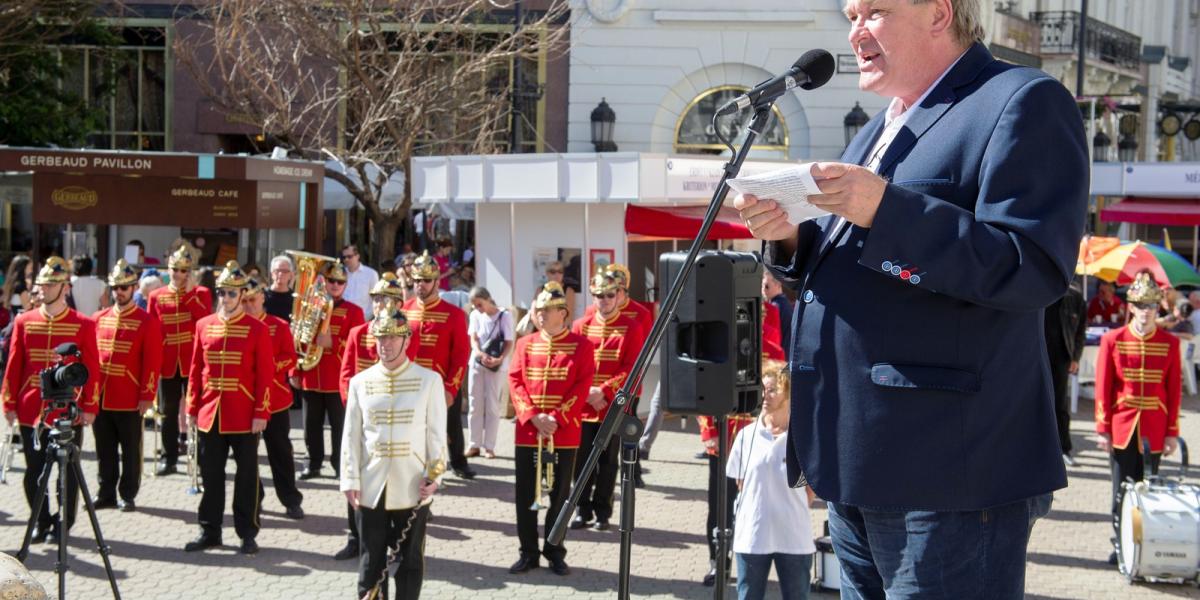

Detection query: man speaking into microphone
xmin=734 ymin=1 xmax=1087 ymax=598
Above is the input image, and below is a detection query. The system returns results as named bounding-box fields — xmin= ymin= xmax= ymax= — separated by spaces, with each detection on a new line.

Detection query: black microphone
xmin=716 ymin=49 xmax=836 ymax=117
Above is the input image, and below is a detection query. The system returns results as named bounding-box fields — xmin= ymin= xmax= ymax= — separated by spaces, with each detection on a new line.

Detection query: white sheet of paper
xmin=728 ymin=163 xmax=829 ymax=225
xmin=123 ymin=245 xmax=140 ymax=266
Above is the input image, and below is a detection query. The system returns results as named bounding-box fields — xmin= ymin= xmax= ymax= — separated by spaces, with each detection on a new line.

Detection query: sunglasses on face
xmin=112 ymin=284 xmax=133 ymax=292
xmin=171 ymin=268 xmax=190 ymax=274
xmin=413 ymin=278 xmax=435 ymax=284
xmin=327 ymin=280 xmax=346 ymax=286
xmin=594 ymin=292 xmax=617 ymax=300
xmin=215 ymin=289 xmax=240 ymax=298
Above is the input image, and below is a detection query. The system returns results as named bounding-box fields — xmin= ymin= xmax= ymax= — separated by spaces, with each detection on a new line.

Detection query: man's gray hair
xmin=913 ymin=0 xmax=985 ymax=46
xmin=270 ymin=255 xmax=294 ymax=272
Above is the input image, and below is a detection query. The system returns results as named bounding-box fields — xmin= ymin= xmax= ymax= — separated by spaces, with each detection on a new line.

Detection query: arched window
xmin=674 ymin=86 xmax=788 ymax=155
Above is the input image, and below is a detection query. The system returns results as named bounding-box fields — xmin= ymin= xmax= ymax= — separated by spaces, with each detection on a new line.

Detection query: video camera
xmin=40 ymin=342 xmax=89 ymax=417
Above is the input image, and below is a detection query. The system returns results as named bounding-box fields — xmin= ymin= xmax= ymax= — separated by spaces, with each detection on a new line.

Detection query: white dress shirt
xmin=344 ymin=264 xmax=379 ymax=317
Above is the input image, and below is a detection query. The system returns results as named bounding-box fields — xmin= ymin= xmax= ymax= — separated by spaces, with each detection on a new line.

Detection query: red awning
xmin=624 ymin=205 xmax=753 ymax=240
xmin=1100 ymin=197 xmax=1200 ymax=227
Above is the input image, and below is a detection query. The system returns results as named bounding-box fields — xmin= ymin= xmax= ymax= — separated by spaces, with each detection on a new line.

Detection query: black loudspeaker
xmin=659 ymin=250 xmax=763 ymax=416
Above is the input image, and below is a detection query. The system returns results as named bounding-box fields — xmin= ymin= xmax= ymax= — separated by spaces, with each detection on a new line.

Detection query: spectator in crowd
xmin=135 ymin=272 xmax=164 ymax=311
xmin=1171 ymin=302 xmax=1195 ymax=337
xmin=434 ymin=238 xmax=456 ymax=291
xmin=727 ymin=361 xmax=815 ymax=600
xmin=466 ymin=286 xmax=514 ymax=459
xmin=70 ymin=255 xmax=107 ymax=316
xmin=1087 ymin=280 xmax=1124 ymax=324
xmin=243 ymin=263 xmax=262 ymax=281
xmin=540 ymin=261 xmax=576 ymax=319
xmin=2 ymin=255 xmax=32 ymax=318
xmin=264 ymin=255 xmax=295 ymax=322
xmin=761 ymin=271 xmax=793 ymax=355
xmin=1044 ymin=280 xmax=1087 ymax=466
xmin=1188 ymin=292 xmax=1200 ymax=333
xmin=128 ymin=239 xmax=159 ymax=266
xmin=341 ymin=244 xmax=378 ymax=316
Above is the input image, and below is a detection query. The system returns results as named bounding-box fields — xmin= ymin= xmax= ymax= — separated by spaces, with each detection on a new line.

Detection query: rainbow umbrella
xmin=1079 ymin=240 xmax=1200 ymax=287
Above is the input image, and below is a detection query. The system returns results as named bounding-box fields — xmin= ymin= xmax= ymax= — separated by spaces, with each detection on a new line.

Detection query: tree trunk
xmin=371 ymin=212 xmax=403 ymax=271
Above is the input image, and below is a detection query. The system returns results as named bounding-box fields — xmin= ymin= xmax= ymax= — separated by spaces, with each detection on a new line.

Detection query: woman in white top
xmin=726 ymin=362 xmax=816 ymax=600
xmin=466 ymin=286 xmax=515 ymax=458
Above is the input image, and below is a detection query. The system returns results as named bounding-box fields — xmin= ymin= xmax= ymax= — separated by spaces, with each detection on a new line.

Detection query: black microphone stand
xmin=549 ymin=102 xmax=775 ymax=599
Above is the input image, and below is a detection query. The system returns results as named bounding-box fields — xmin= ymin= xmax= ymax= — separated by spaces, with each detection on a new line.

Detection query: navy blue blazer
xmin=766 ymin=43 xmax=1087 ymax=511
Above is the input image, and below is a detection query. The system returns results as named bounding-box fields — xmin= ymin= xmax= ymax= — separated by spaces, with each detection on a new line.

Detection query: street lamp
xmin=591 ymin=98 xmax=617 ymax=152
xmin=843 ymin=102 xmax=870 ymax=146
xmin=1092 ymin=130 xmax=1111 ymax=162
xmin=1118 ymin=134 xmax=1139 ymax=162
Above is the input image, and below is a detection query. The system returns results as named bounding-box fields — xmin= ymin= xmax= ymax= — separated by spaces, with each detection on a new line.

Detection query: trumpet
xmin=530 ymin=435 xmax=556 ymax=511
xmin=0 ymin=420 xmax=17 ymax=485
xmin=185 ymin=423 xmax=201 ymax=495
xmin=144 ymin=405 xmax=163 ymax=480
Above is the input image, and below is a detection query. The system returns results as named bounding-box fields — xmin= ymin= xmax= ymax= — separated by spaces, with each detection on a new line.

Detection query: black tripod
xmin=16 ymin=409 xmax=122 ymax=600
xmin=550 ymin=103 xmax=776 ymax=600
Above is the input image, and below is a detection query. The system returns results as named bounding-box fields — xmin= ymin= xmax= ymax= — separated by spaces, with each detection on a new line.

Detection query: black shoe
xmin=184 ymin=533 xmax=222 ymax=552
xmin=634 ymin=472 xmax=646 ymax=489
xmin=118 ymin=499 xmax=136 ymax=513
xmin=452 ymin=465 xmax=476 ymax=480
xmin=45 ymin=524 xmax=62 ymax=545
xmin=568 ymin=515 xmax=592 ymax=530
xmin=285 ymin=505 xmax=305 ymax=520
xmin=298 ymin=467 xmax=322 ymax=480
xmin=694 ymin=451 xmax=709 ymax=460
xmin=509 ymin=555 xmax=540 ymax=574
xmin=548 ymin=557 xmax=571 ymax=576
xmin=239 ymin=538 xmax=259 ymax=555
xmin=1108 ymin=550 xmax=1119 ymax=565
xmin=156 ymin=462 xmax=178 ymax=477
xmin=702 ymin=567 xmax=717 ymax=587
xmin=30 ymin=524 xmax=49 ymax=544
xmin=92 ymin=496 xmax=118 ymax=510
xmin=333 ymin=540 xmax=360 ymax=560
xmin=592 ymin=520 xmax=611 ymax=532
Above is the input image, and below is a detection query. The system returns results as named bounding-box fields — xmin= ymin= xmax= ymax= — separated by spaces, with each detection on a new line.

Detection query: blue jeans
xmin=735 ymin=552 xmax=812 ymax=600
xmin=828 ymin=494 xmax=1053 ymax=600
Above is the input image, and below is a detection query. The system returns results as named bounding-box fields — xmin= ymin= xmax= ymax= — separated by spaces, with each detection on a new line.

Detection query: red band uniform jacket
xmin=148 ymin=285 xmax=212 ymax=378
xmin=570 ymin=309 xmax=645 ymax=423
xmin=2 ymin=308 xmax=102 ymax=426
xmin=301 ymin=299 xmax=364 ymax=397
xmin=93 ymin=304 xmax=163 ymax=411
xmin=186 ymin=312 xmax=275 ymax=433
xmin=402 ymin=297 xmax=470 ymax=397
xmin=508 ymin=329 xmax=595 ymax=449
xmin=255 ymin=313 xmax=297 ymax=414
xmin=339 ymin=322 xmax=377 ymax=402
xmin=1095 ymin=325 xmax=1182 ymax=452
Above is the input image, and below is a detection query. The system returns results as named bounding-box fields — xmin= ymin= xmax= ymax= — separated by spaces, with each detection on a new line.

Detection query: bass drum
xmin=1118 ymin=479 xmax=1200 ymax=584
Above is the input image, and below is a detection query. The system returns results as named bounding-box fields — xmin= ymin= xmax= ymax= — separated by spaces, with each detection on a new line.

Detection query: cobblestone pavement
xmin=3 ymin=393 xmax=1200 ymax=599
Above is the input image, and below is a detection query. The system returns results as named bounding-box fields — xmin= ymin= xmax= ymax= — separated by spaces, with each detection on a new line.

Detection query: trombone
xmin=185 ymin=423 xmax=201 ymax=495
xmin=0 ymin=420 xmax=17 ymax=485
xmin=530 ymin=435 xmax=556 ymax=510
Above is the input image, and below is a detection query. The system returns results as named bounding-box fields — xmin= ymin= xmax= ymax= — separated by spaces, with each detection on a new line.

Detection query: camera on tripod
xmin=40 ymin=342 xmax=89 ymax=425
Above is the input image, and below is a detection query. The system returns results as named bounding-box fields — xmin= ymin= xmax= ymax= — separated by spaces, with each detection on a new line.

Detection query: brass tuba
xmin=286 ymin=250 xmax=338 ymax=371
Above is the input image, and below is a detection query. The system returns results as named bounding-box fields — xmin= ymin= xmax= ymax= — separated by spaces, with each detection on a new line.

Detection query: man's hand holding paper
xmin=732 ymin=162 xmax=888 ymax=239
xmin=807 ymin=162 xmax=887 ymax=229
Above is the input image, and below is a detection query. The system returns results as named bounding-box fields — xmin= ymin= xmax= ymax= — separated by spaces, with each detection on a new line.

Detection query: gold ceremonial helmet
xmin=536 ymin=281 xmax=569 ymax=310
xmin=243 ymin=277 xmax=265 ymax=297
xmin=323 ymin=259 xmax=348 ymax=283
xmin=589 ymin=266 xmax=618 ymax=296
xmin=370 ymin=272 xmax=405 ymax=299
xmin=216 ymin=260 xmax=250 ymax=289
xmin=1126 ymin=271 xmax=1164 ymax=304
xmin=604 ymin=263 xmax=631 ymax=290
xmin=107 ymin=259 xmax=139 ymax=287
xmin=168 ymin=243 xmax=197 ymax=270
xmin=370 ymin=304 xmax=411 ymax=337
xmin=409 ymin=250 xmax=440 ymax=281
xmin=35 ymin=257 xmax=70 ymax=285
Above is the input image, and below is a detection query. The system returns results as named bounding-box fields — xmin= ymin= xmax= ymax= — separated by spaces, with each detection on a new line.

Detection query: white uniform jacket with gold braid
xmin=340 ymin=360 xmax=448 ymax=510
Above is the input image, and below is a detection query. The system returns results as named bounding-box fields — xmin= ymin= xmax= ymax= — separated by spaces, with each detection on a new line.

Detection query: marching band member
xmin=342 ymin=304 xmax=447 ymax=599
xmin=1095 ymin=271 xmax=1182 ymax=564
xmin=403 ymin=251 xmax=472 ymax=479
xmin=148 ymin=244 xmax=212 ymax=476
xmin=568 ymin=268 xmax=645 ymax=532
xmin=332 ymin=271 xmax=405 ymax=561
xmin=241 ymin=278 xmax=304 ymax=520
xmin=1 ymin=257 xmax=101 ymax=543
xmin=508 ymin=282 xmax=595 ymax=576
xmin=183 ymin=261 xmax=274 ymax=555
xmin=91 ymin=259 xmax=163 ymax=512
xmin=295 ymin=259 xmax=364 ymax=482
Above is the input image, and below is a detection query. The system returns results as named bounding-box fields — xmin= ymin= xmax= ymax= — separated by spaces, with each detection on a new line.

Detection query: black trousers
xmin=447 ymin=388 xmax=467 ymax=469
xmin=1047 ymin=345 xmax=1073 ymax=454
xmin=302 ymin=390 xmax=343 ymax=473
xmin=357 ymin=500 xmax=430 ymax=600
xmin=21 ymin=425 xmax=83 ymax=531
xmin=198 ymin=427 xmax=260 ymax=540
xmin=515 ymin=445 xmax=575 ymax=561
xmin=1110 ymin=441 xmax=1162 ymax=525
xmin=259 ymin=409 xmax=302 ymax=509
xmin=93 ymin=409 xmax=142 ymax=502
xmin=574 ymin=421 xmax=620 ymax=522
xmin=706 ymin=454 xmax=738 ymax=561
xmin=159 ymin=376 xmax=188 ymax=464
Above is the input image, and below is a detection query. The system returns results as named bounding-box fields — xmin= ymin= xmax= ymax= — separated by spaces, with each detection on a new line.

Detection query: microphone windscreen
xmin=796 ymin=49 xmax=836 ymax=90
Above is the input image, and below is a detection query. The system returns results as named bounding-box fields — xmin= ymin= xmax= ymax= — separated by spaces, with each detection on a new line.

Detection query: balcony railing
xmin=1030 ymin=10 xmax=1141 ymax=71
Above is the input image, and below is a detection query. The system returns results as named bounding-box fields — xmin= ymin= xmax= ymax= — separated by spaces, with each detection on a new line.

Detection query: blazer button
xmin=882 ymin=260 xmax=893 ymax=272
xmin=803 ymin=290 xmax=815 ymax=304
